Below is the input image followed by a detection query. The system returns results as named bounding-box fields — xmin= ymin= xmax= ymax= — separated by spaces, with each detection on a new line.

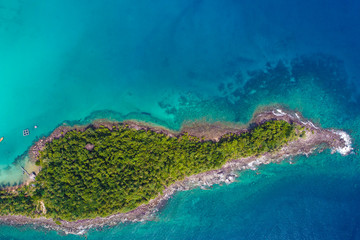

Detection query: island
xmin=0 ymin=107 xmax=353 ymax=235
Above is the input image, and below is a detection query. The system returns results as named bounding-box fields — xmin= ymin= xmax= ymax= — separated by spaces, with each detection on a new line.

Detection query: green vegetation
xmin=0 ymin=120 xmax=303 ymax=221
xmin=0 ymin=186 xmax=40 ymax=217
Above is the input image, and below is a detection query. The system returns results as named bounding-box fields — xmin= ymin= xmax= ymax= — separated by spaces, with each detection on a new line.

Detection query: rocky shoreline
xmin=0 ymin=108 xmax=353 ymax=235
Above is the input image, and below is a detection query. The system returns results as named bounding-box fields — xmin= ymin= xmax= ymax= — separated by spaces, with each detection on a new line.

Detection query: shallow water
xmin=1 ymin=0 xmax=360 ymax=239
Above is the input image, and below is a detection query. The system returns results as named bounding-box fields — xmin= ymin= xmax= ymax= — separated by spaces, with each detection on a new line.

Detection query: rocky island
xmin=0 ymin=107 xmax=353 ymax=235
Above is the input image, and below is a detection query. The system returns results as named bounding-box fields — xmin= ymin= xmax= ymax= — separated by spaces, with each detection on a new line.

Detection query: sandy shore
xmin=0 ymin=107 xmax=353 ymax=235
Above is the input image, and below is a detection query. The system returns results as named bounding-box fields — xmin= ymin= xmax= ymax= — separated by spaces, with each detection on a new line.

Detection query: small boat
xmin=0 ymin=137 xmax=3 ymax=143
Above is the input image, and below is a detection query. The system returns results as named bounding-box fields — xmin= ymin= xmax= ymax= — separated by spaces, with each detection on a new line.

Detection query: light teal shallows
xmin=0 ymin=0 xmax=360 ymax=239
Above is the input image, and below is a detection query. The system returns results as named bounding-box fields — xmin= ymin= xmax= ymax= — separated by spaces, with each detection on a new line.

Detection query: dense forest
xmin=0 ymin=185 xmax=39 ymax=217
xmin=0 ymin=120 xmax=303 ymax=221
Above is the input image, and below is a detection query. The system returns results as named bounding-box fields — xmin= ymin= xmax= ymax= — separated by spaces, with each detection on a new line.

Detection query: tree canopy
xmin=0 ymin=120 xmax=302 ymax=221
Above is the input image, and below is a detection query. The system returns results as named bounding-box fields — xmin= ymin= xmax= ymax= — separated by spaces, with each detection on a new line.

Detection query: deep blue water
xmin=0 ymin=0 xmax=360 ymax=239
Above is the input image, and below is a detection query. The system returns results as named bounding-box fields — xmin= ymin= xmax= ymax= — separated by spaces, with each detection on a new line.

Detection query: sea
xmin=0 ymin=0 xmax=360 ymax=239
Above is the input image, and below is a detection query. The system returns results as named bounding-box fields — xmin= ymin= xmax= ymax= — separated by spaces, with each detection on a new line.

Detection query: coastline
xmin=0 ymin=107 xmax=353 ymax=235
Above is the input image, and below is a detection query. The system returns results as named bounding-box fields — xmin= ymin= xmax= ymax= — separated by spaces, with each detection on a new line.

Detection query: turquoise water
xmin=1 ymin=0 xmax=360 ymax=239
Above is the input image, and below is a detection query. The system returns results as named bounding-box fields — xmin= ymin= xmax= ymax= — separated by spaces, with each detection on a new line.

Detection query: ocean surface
xmin=0 ymin=0 xmax=360 ymax=239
